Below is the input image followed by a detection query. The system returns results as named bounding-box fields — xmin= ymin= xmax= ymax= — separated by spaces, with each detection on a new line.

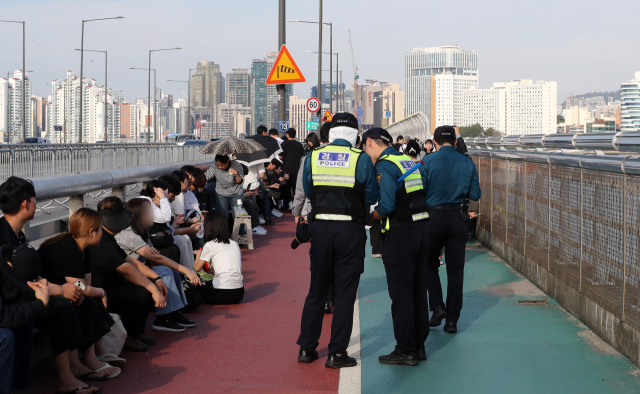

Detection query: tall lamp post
xmin=288 ymin=18 xmax=332 ymax=113
xmin=167 ymin=79 xmax=189 ymax=135
xmin=0 ymin=20 xmax=26 ymax=142
xmin=130 ymin=67 xmax=156 ymax=142
xmin=76 ymin=49 xmax=108 ymax=141
xmin=306 ymin=50 xmax=339 ymax=112
xmin=147 ymin=48 xmax=181 ymax=142
xmin=78 ymin=16 xmax=123 ymax=143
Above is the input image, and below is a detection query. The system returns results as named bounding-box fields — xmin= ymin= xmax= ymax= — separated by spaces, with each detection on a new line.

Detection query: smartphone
xmin=199 ymin=277 xmax=206 ymax=286
xmin=74 ymin=280 xmax=86 ymax=291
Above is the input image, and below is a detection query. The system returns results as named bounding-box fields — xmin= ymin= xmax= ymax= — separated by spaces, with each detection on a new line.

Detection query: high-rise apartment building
xmin=191 ymin=61 xmax=224 ymax=108
xmin=227 ymin=68 xmax=251 ymax=107
xmin=405 ymin=46 xmax=478 ymax=132
xmin=462 ymin=80 xmax=557 ymax=135
xmin=250 ymin=52 xmax=293 ymax=133
xmin=0 ymin=70 xmax=33 ymax=142
xmin=621 ymin=71 xmax=640 ymax=133
xmin=372 ymin=84 xmax=405 ymax=128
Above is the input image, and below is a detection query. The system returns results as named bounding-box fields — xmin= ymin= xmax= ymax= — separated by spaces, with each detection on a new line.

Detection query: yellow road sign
xmin=266 ymin=45 xmax=306 ymax=85
xmin=322 ymin=110 xmax=333 ymax=122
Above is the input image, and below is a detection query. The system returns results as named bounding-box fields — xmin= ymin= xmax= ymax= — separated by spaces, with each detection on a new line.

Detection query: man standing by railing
xmin=424 ymin=126 xmax=481 ymax=334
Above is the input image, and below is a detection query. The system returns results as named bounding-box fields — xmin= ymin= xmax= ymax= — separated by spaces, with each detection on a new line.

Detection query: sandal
xmin=75 ymin=371 xmax=107 ymax=382
xmin=56 ymin=387 xmax=103 ymax=394
xmin=94 ymin=362 xmax=121 ymax=379
xmin=97 ymin=354 xmax=126 ymax=369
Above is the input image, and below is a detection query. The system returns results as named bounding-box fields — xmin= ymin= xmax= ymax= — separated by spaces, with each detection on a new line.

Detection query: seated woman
xmin=116 ymin=198 xmax=200 ymax=332
xmin=190 ymin=167 xmax=212 ymax=215
xmin=138 ymin=180 xmax=196 ymax=271
xmin=194 ymin=211 xmax=244 ymax=305
xmin=37 ymin=208 xmax=122 ymax=381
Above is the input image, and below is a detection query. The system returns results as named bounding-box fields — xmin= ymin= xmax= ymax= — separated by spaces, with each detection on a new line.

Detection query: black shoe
xmin=325 ymin=352 xmax=357 ymax=369
xmin=263 ymin=219 xmax=275 ymax=225
xmin=324 ymin=301 xmax=332 ymax=314
xmin=298 ymin=347 xmax=319 ymax=363
xmin=329 ymin=299 xmax=335 ymax=307
xmin=172 ymin=312 xmax=196 ymax=328
xmin=378 ymin=350 xmax=419 ymax=366
xmin=417 ymin=347 xmax=427 ymax=361
xmin=443 ymin=322 xmax=457 ymax=334
xmin=152 ymin=316 xmax=186 ymax=333
xmin=429 ymin=306 xmax=448 ymax=327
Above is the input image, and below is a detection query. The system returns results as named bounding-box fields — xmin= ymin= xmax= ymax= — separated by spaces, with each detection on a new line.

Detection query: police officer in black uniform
xmin=297 ymin=113 xmax=379 ymax=369
xmin=424 ymin=126 xmax=481 ymax=333
xmin=363 ymin=128 xmax=431 ymax=366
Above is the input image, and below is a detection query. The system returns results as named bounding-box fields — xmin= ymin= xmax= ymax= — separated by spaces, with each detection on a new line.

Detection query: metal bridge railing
xmin=386 ymin=112 xmax=430 ymax=141
xmin=470 ymin=148 xmax=640 ymax=334
xmin=0 ymin=143 xmax=207 ymax=182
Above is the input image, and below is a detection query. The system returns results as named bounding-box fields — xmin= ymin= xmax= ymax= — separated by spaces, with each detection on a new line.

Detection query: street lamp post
xmin=130 ymin=67 xmax=155 ymax=141
xmin=288 ymin=18 xmax=333 ymax=113
xmin=75 ymin=49 xmax=108 ymax=142
xmin=0 ymin=20 xmax=26 ymax=142
xmin=306 ymin=51 xmax=339 ymax=112
xmin=146 ymin=48 xmax=181 ymax=142
xmin=78 ymin=16 xmax=123 ymax=143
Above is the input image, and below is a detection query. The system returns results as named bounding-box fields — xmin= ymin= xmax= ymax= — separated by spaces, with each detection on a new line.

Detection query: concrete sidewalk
xmin=357 ymin=238 xmax=640 ymax=394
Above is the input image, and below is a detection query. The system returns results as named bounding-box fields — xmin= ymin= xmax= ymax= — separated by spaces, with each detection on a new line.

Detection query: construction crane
xmin=348 ymin=30 xmax=359 ymax=118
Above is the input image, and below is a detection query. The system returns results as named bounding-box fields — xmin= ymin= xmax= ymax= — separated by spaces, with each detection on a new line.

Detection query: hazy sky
xmin=1 ymin=0 xmax=639 ymax=105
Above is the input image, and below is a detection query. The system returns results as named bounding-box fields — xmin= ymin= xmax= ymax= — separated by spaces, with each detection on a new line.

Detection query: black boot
xmin=417 ymin=347 xmax=427 ymax=361
xmin=298 ymin=347 xmax=319 ymax=363
xmin=325 ymin=352 xmax=357 ymax=369
xmin=379 ymin=350 xmax=419 ymax=366
xmin=443 ymin=322 xmax=457 ymax=334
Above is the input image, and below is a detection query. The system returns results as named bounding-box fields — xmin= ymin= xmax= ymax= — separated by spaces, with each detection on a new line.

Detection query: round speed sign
xmin=306 ymin=97 xmax=320 ymax=113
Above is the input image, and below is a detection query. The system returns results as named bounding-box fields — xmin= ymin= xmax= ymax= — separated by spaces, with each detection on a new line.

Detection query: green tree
xmin=557 ymin=115 xmax=565 ymax=124
xmin=484 ymin=127 xmax=501 ymax=137
xmin=458 ymin=123 xmax=484 ymax=138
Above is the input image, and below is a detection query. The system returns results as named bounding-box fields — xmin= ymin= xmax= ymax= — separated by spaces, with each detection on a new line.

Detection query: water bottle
xmin=235 ymin=199 xmax=248 ymax=216
xmin=196 ymin=223 xmax=204 ymax=238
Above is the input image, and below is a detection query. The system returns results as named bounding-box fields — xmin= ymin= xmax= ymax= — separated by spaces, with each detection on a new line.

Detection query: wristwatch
xmin=151 ymin=277 xmax=161 ymax=283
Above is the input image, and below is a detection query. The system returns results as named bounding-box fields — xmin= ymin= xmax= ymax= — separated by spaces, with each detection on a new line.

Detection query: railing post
xmin=69 ymin=194 xmax=85 ymax=216
xmin=112 ymin=186 xmax=127 ymax=203
xmin=30 ymin=148 xmax=34 ymax=177
xmin=10 ymin=150 xmax=14 ymax=178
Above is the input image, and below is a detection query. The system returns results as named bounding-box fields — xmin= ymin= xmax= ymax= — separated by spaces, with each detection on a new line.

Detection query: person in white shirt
xmin=169 ymin=171 xmax=205 ymax=249
xmin=243 ymin=162 xmax=273 ymax=229
xmin=194 ymin=211 xmax=244 ymax=305
xmin=139 ymin=180 xmax=196 ymax=271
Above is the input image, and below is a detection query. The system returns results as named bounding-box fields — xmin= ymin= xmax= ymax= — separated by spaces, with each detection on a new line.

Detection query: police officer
xmin=297 ymin=113 xmax=379 ymax=369
xmin=425 ymin=126 xmax=481 ymax=333
xmin=363 ymin=127 xmax=431 ymax=366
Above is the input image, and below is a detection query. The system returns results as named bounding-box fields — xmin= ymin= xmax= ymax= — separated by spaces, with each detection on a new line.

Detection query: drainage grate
xmin=518 ymin=300 xmax=549 ymax=306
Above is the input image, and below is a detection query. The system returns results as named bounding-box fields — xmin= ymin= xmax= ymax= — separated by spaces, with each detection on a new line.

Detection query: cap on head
xmin=330 ymin=113 xmax=359 ymax=130
xmin=433 ymin=126 xmax=456 ymax=140
xmin=364 ymin=127 xmax=392 ymax=144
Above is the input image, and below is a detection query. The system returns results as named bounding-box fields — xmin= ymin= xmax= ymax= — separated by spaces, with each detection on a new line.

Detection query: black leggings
xmin=106 ymin=283 xmax=153 ymax=339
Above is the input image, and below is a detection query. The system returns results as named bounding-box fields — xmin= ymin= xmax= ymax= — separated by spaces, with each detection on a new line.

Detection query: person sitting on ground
xmin=170 ymin=170 xmax=204 ymax=249
xmin=88 ymin=196 xmax=168 ymax=352
xmin=117 ymin=198 xmax=199 ymax=333
xmin=243 ymin=159 xmax=273 ymax=227
xmin=0 ymin=176 xmax=102 ymax=394
xmin=38 ymin=208 xmax=122 ymax=380
xmin=205 ymin=155 xmax=245 ymax=225
xmin=190 ymin=168 xmax=212 ymax=214
xmin=194 ymin=211 xmax=244 ymax=305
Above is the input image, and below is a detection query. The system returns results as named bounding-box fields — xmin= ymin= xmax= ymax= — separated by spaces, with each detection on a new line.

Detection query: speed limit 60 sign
xmin=306 ymin=97 xmax=320 ymax=113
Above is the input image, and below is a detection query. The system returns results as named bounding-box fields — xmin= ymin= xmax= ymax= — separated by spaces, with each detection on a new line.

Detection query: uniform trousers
xmin=382 ymin=220 xmax=430 ymax=354
xmin=425 ymin=209 xmax=469 ymax=324
xmin=369 ymin=220 xmax=385 ymax=255
xmin=297 ymin=220 xmax=366 ymax=355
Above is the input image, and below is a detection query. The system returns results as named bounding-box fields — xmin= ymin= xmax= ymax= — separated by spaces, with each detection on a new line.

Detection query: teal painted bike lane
xmin=358 ymin=238 xmax=640 ymax=394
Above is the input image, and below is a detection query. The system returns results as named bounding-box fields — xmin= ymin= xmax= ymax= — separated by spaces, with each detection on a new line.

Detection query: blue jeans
xmin=215 ymin=193 xmax=244 ymax=221
xmin=0 ymin=324 xmax=32 ymax=394
xmin=152 ymin=266 xmax=188 ymax=315
xmin=252 ymin=193 xmax=272 ymax=221
xmin=205 ymin=181 xmax=217 ymax=211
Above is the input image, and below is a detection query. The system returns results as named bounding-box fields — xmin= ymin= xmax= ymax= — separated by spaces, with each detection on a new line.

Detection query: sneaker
xmin=278 ymin=201 xmax=283 ymax=209
xmin=259 ymin=217 xmax=266 ymax=225
xmin=172 ymin=312 xmax=196 ymax=328
xmin=271 ymin=209 xmax=283 ymax=218
xmin=152 ymin=316 xmax=186 ymax=332
xmin=252 ymin=227 xmax=267 ymax=236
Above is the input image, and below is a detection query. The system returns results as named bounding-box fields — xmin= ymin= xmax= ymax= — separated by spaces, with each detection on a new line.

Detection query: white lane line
xmin=339 ymin=289 xmax=361 ymax=394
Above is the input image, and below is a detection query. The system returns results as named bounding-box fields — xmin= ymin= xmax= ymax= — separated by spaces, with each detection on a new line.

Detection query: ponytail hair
xmin=42 ymin=207 xmax=103 ymax=246
xmin=140 ymin=179 xmax=168 ymax=198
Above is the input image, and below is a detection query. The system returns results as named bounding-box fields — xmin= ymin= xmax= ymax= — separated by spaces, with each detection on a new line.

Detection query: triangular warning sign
xmin=322 ymin=110 xmax=333 ymax=122
xmin=266 ymin=45 xmax=306 ymax=85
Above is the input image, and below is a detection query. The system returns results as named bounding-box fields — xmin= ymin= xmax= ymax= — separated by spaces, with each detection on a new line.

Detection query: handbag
xmin=102 ymin=313 xmax=127 ymax=356
xmin=181 ymin=273 xmax=204 ymax=312
xmin=148 ymin=222 xmax=174 ymax=249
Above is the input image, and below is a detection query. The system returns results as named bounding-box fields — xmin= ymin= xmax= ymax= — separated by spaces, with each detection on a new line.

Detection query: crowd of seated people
xmin=0 ymin=155 xmax=292 ymax=392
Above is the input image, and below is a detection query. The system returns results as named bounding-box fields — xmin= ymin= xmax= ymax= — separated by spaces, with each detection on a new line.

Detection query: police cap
xmin=362 ymin=127 xmax=392 ymax=144
xmin=330 ymin=113 xmax=359 ymax=130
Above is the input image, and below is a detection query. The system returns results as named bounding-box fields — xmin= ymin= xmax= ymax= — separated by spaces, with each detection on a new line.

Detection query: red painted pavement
xmin=29 ymin=213 xmax=339 ymax=394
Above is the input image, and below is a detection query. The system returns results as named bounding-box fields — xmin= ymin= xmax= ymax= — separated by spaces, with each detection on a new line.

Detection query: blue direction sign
xmin=279 ymin=121 xmax=290 ymax=132
xmin=385 ymin=111 xmax=391 ymax=118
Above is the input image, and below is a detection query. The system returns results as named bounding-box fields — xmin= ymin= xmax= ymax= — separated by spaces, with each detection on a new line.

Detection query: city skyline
xmin=0 ymin=0 xmax=638 ymax=107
